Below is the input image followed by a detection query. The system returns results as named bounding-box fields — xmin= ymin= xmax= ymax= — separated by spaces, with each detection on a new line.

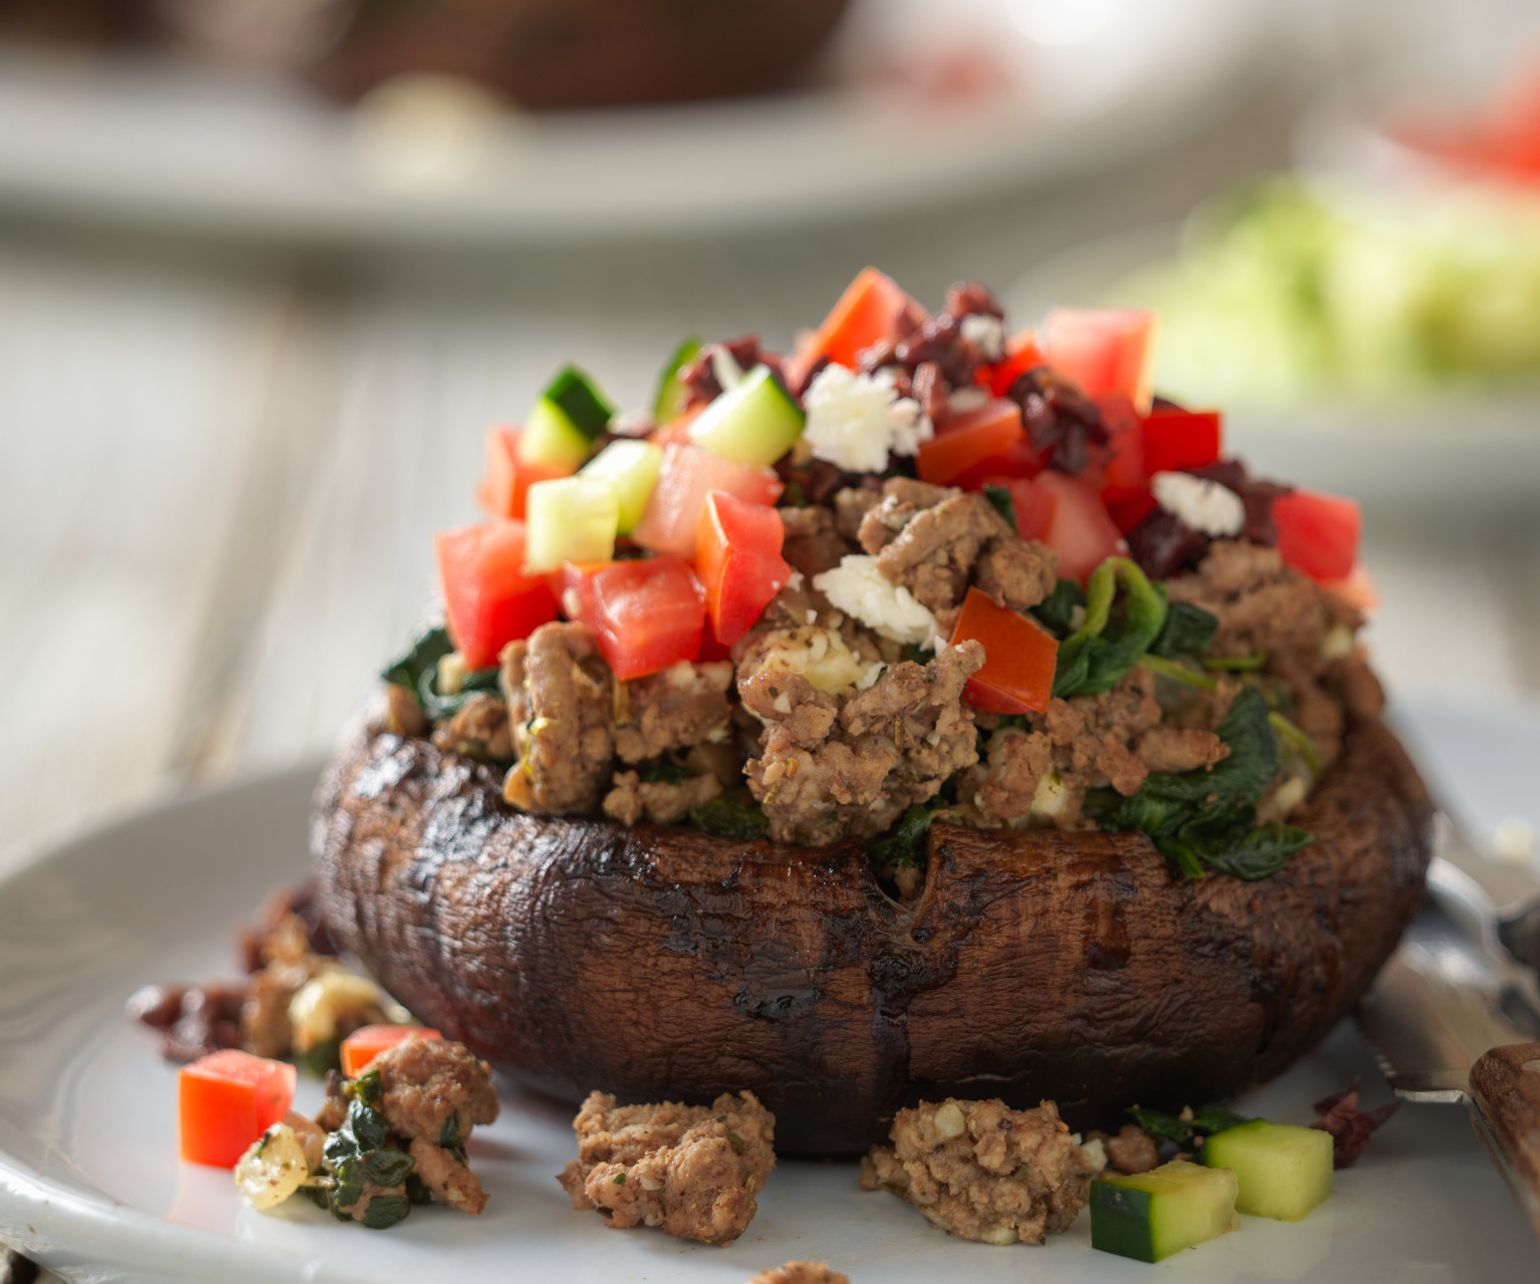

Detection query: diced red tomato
xmin=947 ymin=436 xmax=1047 ymax=491
xmin=1035 ymin=472 xmax=1124 ymax=583
xmin=179 ymin=1050 xmax=296 ymax=1169
xmin=476 ymin=426 xmax=569 ymax=521
xmin=1043 ymin=308 xmax=1159 ymax=413
xmin=696 ymin=491 xmax=791 ymax=647
xmin=1105 ymin=487 xmax=1158 ymax=534
xmin=983 ymin=329 xmax=1043 ymax=395
xmin=1272 ymin=489 xmax=1361 ymax=582
xmin=632 ymin=444 xmax=782 ymax=558
xmin=1140 ymin=408 xmax=1222 ymax=476
xmin=340 ymin=1026 xmax=443 ymax=1078
xmin=1322 ymin=564 xmax=1379 ymax=616
xmin=916 ymin=399 xmax=1024 ymax=486
xmin=579 ymin=556 xmax=706 ymax=680
xmin=1096 ymin=393 xmax=1153 ymax=532
xmin=783 ymin=267 xmax=925 ymax=391
xmin=648 ymin=403 xmax=703 ymax=448
xmin=950 ymin=588 xmax=1059 ymax=715
xmin=553 ymin=560 xmax=607 ymax=620
xmin=435 ymin=521 xmax=560 ymax=669
xmin=982 ymin=476 xmax=1058 ymax=542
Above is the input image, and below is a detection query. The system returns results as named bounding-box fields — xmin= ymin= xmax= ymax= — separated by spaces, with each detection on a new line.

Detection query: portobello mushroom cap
xmin=313 ymin=708 xmax=1432 ymax=1157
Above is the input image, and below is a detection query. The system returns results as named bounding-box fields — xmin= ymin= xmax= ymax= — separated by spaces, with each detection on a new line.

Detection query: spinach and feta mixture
xmin=381 ymin=273 xmax=1385 ymax=891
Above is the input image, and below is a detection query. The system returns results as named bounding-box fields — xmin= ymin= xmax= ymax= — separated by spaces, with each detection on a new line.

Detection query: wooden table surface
xmin=2 ymin=70 xmax=1539 ymax=1282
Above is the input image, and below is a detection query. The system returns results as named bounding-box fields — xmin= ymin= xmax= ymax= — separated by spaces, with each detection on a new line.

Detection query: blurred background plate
xmin=1004 ymin=219 xmax=1540 ymax=511
xmin=0 ymin=0 xmax=1269 ymax=247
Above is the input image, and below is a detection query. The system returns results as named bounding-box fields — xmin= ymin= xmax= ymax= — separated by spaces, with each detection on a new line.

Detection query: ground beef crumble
xmin=559 ymin=1090 xmax=776 ymax=1246
xmin=370 ymin=1037 xmax=500 ymax=1144
xmin=747 ymin=1265 xmax=850 ymax=1284
xmin=740 ymin=641 xmax=984 ymax=845
xmin=860 ymin=1098 xmax=1094 ymax=1246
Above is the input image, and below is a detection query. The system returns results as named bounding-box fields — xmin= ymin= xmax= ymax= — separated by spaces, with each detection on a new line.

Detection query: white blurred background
xmin=0 ymin=0 xmax=1537 ymax=878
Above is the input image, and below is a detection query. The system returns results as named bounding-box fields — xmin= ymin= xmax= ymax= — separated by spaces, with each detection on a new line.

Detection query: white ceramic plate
xmin=1 ymin=697 xmax=1537 ymax=1283
xmin=0 ymin=0 xmax=1268 ymax=246
xmin=1003 ymin=222 xmax=1540 ymax=511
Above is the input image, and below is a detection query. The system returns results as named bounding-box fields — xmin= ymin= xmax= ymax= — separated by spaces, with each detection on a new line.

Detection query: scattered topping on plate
xmin=1091 ymin=1159 xmax=1239 ymax=1263
xmin=1312 ymin=1079 xmax=1400 ymax=1169
xmin=859 ymin=1098 xmax=1094 ymax=1246
xmin=558 ymin=1090 xmax=776 ymax=1246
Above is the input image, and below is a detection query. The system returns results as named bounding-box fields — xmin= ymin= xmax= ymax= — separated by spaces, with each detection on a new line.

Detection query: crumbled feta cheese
xmin=947 ymin=386 xmax=989 ymax=416
xmin=813 ymin=554 xmax=939 ymax=646
xmin=1320 ymin=624 xmax=1355 ymax=662
xmin=1029 ymin=772 xmax=1073 ymax=820
xmin=802 ymin=365 xmax=933 ymax=473
xmin=710 ymin=344 xmax=744 ymax=392
xmin=751 ymin=625 xmax=883 ymax=698
xmin=960 ymin=312 xmax=1006 ymax=361
xmin=1151 ymin=471 xmax=1245 ymax=538
xmin=607 ymin=409 xmax=654 ymax=438
xmin=784 ymin=569 xmax=804 ymax=592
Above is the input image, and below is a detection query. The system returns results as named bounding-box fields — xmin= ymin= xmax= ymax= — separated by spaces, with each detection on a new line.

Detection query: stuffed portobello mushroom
xmin=313 ymin=271 xmax=1432 ymax=1157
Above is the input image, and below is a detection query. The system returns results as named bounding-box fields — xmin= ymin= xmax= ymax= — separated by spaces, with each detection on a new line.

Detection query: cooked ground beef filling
xmin=396 ymin=471 xmax=1370 ymax=864
xmin=860 ymin=1098 xmax=1094 ymax=1246
xmin=559 ymin=1090 xmax=776 ymax=1246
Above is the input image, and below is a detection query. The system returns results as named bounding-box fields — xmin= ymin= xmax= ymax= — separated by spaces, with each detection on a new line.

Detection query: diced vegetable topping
xmin=783 ymin=266 xmax=923 ymax=390
xmin=1090 ymin=1160 xmax=1239 ymax=1263
xmin=915 ymin=399 xmax=1025 ymax=486
xmin=179 ymin=1049 xmax=297 ymax=1168
xmin=1043 ymin=308 xmax=1159 ymax=414
xmin=518 ymin=365 xmax=614 ymax=473
xmin=687 ymin=365 xmax=805 ymax=468
xmin=653 ymin=336 xmax=702 ymax=423
xmin=949 ymin=588 xmax=1059 ymax=715
xmin=578 ymin=556 xmax=706 ymax=681
xmin=1033 ymin=472 xmax=1124 ymax=583
xmin=523 ymin=476 xmax=620 ymax=573
xmin=580 ymin=438 xmax=664 ymax=536
xmin=696 ymin=491 xmax=792 ymax=647
xmin=1272 ymin=489 xmax=1361 ymax=582
xmin=1140 ymin=407 xmax=1222 ymax=476
xmin=477 ymin=426 xmax=569 ymax=521
xmin=983 ymin=476 xmax=1058 ymax=541
xmin=435 ymin=520 xmax=560 ymax=669
xmin=984 ymin=329 xmax=1043 ymax=395
xmin=632 ymin=443 xmax=782 ymax=558
xmin=340 ymin=1025 xmax=443 ymax=1078
xmin=1203 ymin=1120 xmax=1334 ymax=1221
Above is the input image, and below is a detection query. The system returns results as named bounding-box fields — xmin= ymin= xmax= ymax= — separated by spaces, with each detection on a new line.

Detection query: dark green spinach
xmin=1052 ymin=557 xmax=1169 ymax=698
xmin=1086 ymin=688 xmax=1312 ymax=881
xmin=1130 ymin=1103 xmax=1251 ymax=1146
xmin=689 ymin=794 xmax=770 ymax=841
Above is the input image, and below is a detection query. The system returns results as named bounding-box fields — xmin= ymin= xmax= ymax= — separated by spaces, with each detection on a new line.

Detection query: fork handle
xmin=1469 ymin=1042 xmax=1540 ymax=1239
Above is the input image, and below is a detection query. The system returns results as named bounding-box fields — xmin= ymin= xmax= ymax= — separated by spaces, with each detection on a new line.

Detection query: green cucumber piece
xmin=580 ymin=439 xmax=663 ymax=536
xmin=519 ymin=365 xmax=614 ymax=472
xmin=522 ymin=476 xmax=618 ymax=573
xmin=1202 ymin=1120 xmax=1333 ymax=1221
xmin=687 ymin=364 xmax=804 ymax=468
xmin=653 ymin=336 xmax=702 ymax=423
xmin=1091 ymin=1160 xmax=1238 ymax=1263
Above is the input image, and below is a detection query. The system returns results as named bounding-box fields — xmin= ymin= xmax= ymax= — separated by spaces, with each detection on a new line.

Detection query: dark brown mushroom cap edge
xmin=313 ymin=707 xmax=1432 ymax=1157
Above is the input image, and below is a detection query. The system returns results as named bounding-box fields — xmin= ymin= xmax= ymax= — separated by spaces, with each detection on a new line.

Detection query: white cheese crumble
xmin=813 ymin=554 xmax=939 ymax=647
xmin=802 ymin=364 xmax=933 ymax=473
xmin=1151 ymin=471 xmax=1245 ymax=538
xmin=960 ymin=312 xmax=1006 ymax=361
xmin=947 ymin=386 xmax=989 ymax=416
xmin=752 ymin=626 xmax=883 ymax=698
xmin=710 ymin=344 xmax=744 ymax=392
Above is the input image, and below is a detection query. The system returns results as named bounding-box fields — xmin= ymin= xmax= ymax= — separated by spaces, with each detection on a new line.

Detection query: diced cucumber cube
xmin=580 ymin=439 xmax=663 ymax=536
xmin=653 ymin=336 xmax=702 ymax=423
xmin=523 ymin=476 xmax=618 ymax=573
xmin=1091 ymin=1160 xmax=1239 ymax=1263
xmin=687 ymin=365 xmax=804 ymax=468
xmin=1203 ymin=1120 xmax=1333 ymax=1221
xmin=518 ymin=365 xmax=614 ymax=472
